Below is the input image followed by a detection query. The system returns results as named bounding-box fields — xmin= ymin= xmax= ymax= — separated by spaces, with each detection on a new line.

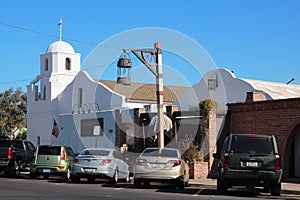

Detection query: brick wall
xmin=228 ymin=97 xmax=300 ymax=177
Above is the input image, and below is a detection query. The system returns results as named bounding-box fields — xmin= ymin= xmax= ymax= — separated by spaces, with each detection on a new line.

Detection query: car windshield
xmin=81 ymin=149 xmax=110 ymax=156
xmin=142 ymin=148 xmax=178 ymax=158
xmin=38 ymin=146 xmax=61 ymax=155
xmin=230 ymin=137 xmax=274 ymax=154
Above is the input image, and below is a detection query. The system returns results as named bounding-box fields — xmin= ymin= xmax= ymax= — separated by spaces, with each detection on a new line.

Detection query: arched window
xmin=66 ymin=58 xmax=71 ymax=70
xmin=43 ymin=86 xmax=47 ymax=100
xmin=45 ymin=58 xmax=48 ymax=71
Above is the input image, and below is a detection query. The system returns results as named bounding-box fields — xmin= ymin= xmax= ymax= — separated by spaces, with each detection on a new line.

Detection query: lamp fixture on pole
xmin=116 ymin=42 xmax=165 ymax=148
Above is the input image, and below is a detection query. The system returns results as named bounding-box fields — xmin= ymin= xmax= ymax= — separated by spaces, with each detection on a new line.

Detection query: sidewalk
xmin=189 ymin=178 xmax=300 ymax=194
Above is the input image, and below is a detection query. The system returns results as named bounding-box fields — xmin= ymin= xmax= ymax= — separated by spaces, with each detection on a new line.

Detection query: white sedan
xmin=71 ymin=148 xmax=130 ymax=183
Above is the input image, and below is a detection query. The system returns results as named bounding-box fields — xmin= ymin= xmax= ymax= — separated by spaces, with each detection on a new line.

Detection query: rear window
xmin=142 ymin=148 xmax=178 ymax=158
xmin=0 ymin=140 xmax=23 ymax=149
xmin=230 ymin=136 xmax=274 ymax=154
xmin=38 ymin=146 xmax=61 ymax=155
xmin=81 ymin=149 xmax=110 ymax=156
xmin=0 ymin=140 xmax=11 ymax=148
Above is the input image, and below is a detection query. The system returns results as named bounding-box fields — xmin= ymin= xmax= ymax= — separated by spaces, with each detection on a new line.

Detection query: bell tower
xmin=39 ymin=19 xmax=81 ymax=101
xmin=26 ymin=19 xmax=81 ymax=145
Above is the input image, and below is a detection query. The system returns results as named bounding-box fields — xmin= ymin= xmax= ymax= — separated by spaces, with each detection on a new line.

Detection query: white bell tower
xmin=39 ymin=19 xmax=81 ymax=101
xmin=27 ymin=19 xmax=81 ymax=145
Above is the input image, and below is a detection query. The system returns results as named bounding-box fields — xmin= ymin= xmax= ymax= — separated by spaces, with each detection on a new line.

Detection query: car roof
xmin=230 ymin=133 xmax=272 ymax=138
xmin=80 ymin=148 xmax=115 ymax=152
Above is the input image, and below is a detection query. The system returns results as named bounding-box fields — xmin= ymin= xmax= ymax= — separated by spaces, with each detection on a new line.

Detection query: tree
xmin=0 ymin=88 xmax=27 ymax=138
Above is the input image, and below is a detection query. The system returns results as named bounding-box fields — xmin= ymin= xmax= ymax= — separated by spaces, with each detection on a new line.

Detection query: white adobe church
xmin=27 ymin=24 xmax=300 ymax=154
xmin=26 ymin=36 xmax=188 ymax=153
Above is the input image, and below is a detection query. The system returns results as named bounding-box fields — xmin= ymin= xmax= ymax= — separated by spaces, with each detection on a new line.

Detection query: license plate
xmin=43 ymin=169 xmax=51 ymax=173
xmin=151 ymin=164 xmax=165 ymax=168
xmin=246 ymin=162 xmax=258 ymax=167
xmin=84 ymin=168 xmax=96 ymax=173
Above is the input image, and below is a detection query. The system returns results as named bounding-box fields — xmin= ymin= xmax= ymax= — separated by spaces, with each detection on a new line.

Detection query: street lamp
xmin=117 ymin=42 xmax=165 ymax=148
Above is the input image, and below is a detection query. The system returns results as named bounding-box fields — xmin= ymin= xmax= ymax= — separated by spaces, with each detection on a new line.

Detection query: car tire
xmin=63 ymin=168 xmax=71 ymax=183
xmin=14 ymin=161 xmax=21 ymax=177
xmin=133 ymin=179 xmax=142 ymax=188
xmin=110 ymin=169 xmax=119 ymax=184
xmin=270 ymin=182 xmax=281 ymax=196
xmin=29 ymin=172 xmax=37 ymax=179
xmin=5 ymin=161 xmax=21 ymax=177
xmin=217 ymin=179 xmax=228 ymax=194
xmin=125 ymin=171 xmax=130 ymax=183
xmin=71 ymin=175 xmax=80 ymax=183
xmin=87 ymin=177 xmax=96 ymax=183
xmin=177 ymin=180 xmax=185 ymax=190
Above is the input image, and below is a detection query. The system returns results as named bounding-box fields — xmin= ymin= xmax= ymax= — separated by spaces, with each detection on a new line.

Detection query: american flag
xmin=52 ymin=119 xmax=60 ymax=138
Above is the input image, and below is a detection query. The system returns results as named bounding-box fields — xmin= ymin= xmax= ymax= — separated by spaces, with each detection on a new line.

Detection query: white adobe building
xmin=26 ymin=39 xmax=187 ymax=153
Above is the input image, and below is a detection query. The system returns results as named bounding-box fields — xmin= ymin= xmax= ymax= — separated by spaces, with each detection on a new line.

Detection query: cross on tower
xmin=59 ymin=19 xmax=62 ymax=41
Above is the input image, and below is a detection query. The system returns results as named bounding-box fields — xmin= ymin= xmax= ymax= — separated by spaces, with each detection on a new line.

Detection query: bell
xmin=117 ymin=56 xmax=132 ymax=68
xmin=117 ymin=55 xmax=132 ymax=85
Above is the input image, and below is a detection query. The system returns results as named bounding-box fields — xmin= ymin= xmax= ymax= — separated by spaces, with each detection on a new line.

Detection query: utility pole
xmin=117 ymin=42 xmax=165 ymax=148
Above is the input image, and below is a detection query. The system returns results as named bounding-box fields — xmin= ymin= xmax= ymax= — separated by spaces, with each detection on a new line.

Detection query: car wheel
xmin=63 ymin=168 xmax=71 ymax=183
xmin=125 ymin=171 xmax=130 ymax=183
xmin=14 ymin=161 xmax=21 ymax=177
xmin=71 ymin=175 xmax=80 ymax=183
xmin=6 ymin=161 xmax=21 ymax=177
xmin=133 ymin=179 xmax=142 ymax=188
xmin=217 ymin=179 xmax=228 ymax=194
xmin=87 ymin=177 xmax=96 ymax=183
xmin=270 ymin=182 xmax=281 ymax=196
xmin=177 ymin=180 xmax=185 ymax=190
xmin=29 ymin=172 xmax=37 ymax=179
xmin=110 ymin=169 xmax=119 ymax=184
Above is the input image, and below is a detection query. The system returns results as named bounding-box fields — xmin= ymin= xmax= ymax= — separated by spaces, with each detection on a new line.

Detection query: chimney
xmin=246 ymin=91 xmax=266 ymax=103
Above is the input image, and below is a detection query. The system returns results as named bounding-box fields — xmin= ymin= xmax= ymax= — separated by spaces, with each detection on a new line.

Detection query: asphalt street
xmin=0 ymin=174 xmax=299 ymax=200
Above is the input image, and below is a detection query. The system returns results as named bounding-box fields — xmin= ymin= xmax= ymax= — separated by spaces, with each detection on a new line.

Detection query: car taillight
xmin=223 ymin=154 xmax=229 ymax=168
xmin=61 ymin=149 xmax=66 ymax=161
xmin=59 ymin=166 xmax=65 ymax=169
xmin=101 ymin=159 xmax=112 ymax=165
xmin=7 ymin=148 xmax=13 ymax=160
xmin=275 ymin=154 xmax=281 ymax=170
xmin=73 ymin=158 xmax=80 ymax=164
xmin=167 ymin=160 xmax=181 ymax=167
xmin=136 ymin=158 xmax=148 ymax=166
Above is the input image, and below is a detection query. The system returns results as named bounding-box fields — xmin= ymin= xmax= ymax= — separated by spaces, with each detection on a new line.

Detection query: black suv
xmin=213 ymin=134 xmax=282 ymax=196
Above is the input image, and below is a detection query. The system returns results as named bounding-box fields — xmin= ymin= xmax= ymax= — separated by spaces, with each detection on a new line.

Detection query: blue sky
xmin=1 ymin=0 xmax=300 ymax=91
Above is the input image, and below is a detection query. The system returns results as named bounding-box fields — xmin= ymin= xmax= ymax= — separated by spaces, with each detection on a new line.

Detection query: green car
xmin=30 ymin=145 xmax=75 ymax=182
xmin=213 ymin=134 xmax=283 ymax=196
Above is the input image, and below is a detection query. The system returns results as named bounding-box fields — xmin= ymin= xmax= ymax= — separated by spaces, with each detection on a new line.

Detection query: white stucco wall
xmin=52 ymin=111 xmax=117 ymax=154
xmin=175 ymin=68 xmax=256 ymax=111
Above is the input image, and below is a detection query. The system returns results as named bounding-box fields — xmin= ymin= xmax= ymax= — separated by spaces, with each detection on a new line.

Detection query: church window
xmin=78 ymin=88 xmax=83 ymax=107
xmin=43 ymin=86 xmax=47 ymax=100
xmin=45 ymin=58 xmax=48 ymax=71
xmin=66 ymin=58 xmax=71 ymax=70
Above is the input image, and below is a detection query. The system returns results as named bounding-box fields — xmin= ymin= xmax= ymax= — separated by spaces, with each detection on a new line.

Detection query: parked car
xmin=71 ymin=148 xmax=130 ymax=183
xmin=30 ymin=145 xmax=75 ymax=182
xmin=213 ymin=133 xmax=283 ymax=196
xmin=133 ymin=147 xmax=189 ymax=189
xmin=0 ymin=139 xmax=35 ymax=177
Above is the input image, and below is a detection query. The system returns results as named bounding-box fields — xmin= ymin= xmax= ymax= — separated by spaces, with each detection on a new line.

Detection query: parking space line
xmin=192 ymin=188 xmax=204 ymax=196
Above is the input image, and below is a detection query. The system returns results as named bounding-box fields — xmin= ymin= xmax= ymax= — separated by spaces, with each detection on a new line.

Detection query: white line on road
xmin=192 ymin=188 xmax=204 ymax=196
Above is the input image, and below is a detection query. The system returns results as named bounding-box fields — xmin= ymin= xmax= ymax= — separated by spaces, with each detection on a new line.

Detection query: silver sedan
xmin=71 ymin=148 xmax=130 ymax=183
xmin=133 ymin=147 xmax=189 ymax=188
